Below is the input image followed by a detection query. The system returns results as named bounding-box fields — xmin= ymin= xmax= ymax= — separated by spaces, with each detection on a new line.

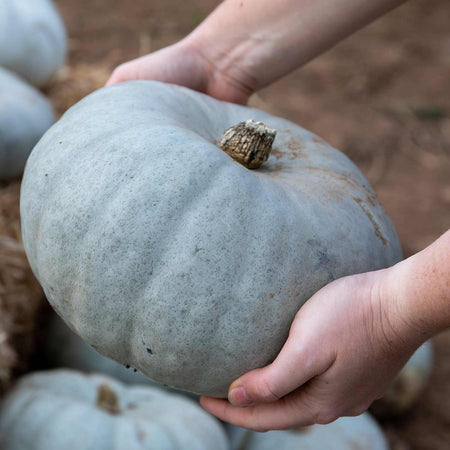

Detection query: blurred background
xmin=1 ymin=0 xmax=449 ymax=448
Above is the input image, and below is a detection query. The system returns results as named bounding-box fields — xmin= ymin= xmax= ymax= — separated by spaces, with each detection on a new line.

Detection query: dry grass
xmin=0 ymin=181 xmax=43 ymax=392
xmin=44 ymin=63 xmax=110 ymax=116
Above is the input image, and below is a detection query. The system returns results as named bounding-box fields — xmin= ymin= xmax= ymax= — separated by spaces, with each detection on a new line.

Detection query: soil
xmin=2 ymin=0 xmax=449 ymax=448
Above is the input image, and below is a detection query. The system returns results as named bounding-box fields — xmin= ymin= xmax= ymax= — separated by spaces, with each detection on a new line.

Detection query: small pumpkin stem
xmin=219 ymin=120 xmax=276 ymax=169
xmin=96 ymin=383 xmax=120 ymax=414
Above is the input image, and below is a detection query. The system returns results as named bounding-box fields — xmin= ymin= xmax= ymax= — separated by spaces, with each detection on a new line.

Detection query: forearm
xmin=389 ymin=230 xmax=450 ymax=338
xmin=188 ymin=0 xmax=407 ymax=92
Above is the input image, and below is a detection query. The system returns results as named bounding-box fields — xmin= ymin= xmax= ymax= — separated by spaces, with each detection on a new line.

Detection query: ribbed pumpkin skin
xmin=21 ymin=81 xmax=402 ymax=396
xmin=0 ymin=0 xmax=66 ymax=86
xmin=0 ymin=370 xmax=228 ymax=450
xmin=0 ymin=67 xmax=54 ymax=180
xmin=227 ymin=414 xmax=387 ymax=450
xmin=43 ymin=312 xmax=197 ymax=399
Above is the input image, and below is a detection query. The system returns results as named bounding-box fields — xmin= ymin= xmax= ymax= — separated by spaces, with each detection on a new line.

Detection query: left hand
xmin=106 ymin=38 xmax=253 ymax=104
xmin=200 ymin=267 xmax=424 ymax=431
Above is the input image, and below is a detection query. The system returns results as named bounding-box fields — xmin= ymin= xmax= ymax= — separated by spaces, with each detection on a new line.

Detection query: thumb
xmin=228 ymin=336 xmax=333 ymax=407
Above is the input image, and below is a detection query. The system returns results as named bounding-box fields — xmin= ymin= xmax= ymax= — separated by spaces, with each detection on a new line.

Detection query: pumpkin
xmin=20 ymin=81 xmax=402 ymax=396
xmin=0 ymin=0 xmax=66 ymax=86
xmin=0 ymin=67 xmax=55 ymax=181
xmin=42 ymin=312 xmax=197 ymax=398
xmin=0 ymin=370 xmax=228 ymax=450
xmin=371 ymin=341 xmax=434 ymax=417
xmin=227 ymin=413 xmax=387 ymax=450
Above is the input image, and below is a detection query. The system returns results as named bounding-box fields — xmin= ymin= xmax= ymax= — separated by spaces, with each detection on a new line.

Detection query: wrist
xmin=184 ymin=29 xmax=257 ymax=104
xmin=380 ymin=235 xmax=450 ymax=341
xmin=380 ymin=262 xmax=433 ymax=344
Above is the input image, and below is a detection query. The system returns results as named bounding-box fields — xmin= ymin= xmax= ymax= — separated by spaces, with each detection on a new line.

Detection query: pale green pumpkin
xmin=0 ymin=67 xmax=54 ymax=180
xmin=227 ymin=414 xmax=387 ymax=450
xmin=0 ymin=370 xmax=228 ymax=450
xmin=21 ymin=81 xmax=402 ymax=396
xmin=42 ymin=312 xmax=197 ymax=399
xmin=0 ymin=0 xmax=66 ymax=86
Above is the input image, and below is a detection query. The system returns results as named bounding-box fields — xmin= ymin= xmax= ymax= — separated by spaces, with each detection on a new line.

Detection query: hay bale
xmin=0 ymin=62 xmax=110 ymax=391
xmin=44 ymin=62 xmax=111 ymax=115
xmin=0 ymin=181 xmax=43 ymax=392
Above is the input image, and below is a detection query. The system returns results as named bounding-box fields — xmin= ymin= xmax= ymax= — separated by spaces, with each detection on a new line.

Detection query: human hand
xmin=200 ymin=268 xmax=425 ymax=431
xmin=107 ymin=0 xmax=407 ymax=106
xmin=106 ymin=39 xmax=253 ymax=104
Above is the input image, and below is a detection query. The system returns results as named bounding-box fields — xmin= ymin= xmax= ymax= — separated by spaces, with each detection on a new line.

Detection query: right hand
xmin=201 ymin=268 xmax=424 ymax=431
xmin=106 ymin=39 xmax=253 ymax=104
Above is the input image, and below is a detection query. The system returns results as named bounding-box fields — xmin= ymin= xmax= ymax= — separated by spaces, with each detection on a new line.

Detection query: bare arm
xmin=107 ymin=0 xmax=406 ymax=103
xmin=189 ymin=0 xmax=407 ymax=98
xmin=391 ymin=230 xmax=450 ymax=336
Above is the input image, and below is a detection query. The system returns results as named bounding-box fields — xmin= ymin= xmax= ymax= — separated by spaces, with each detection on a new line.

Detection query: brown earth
xmin=1 ymin=0 xmax=448 ymax=448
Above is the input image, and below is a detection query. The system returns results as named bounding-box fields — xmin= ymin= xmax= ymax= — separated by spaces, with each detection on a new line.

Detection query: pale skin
xmin=107 ymin=0 xmax=450 ymax=431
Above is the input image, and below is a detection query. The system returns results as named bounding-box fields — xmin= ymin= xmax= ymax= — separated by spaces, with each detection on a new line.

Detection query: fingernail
xmin=228 ymin=387 xmax=253 ymax=407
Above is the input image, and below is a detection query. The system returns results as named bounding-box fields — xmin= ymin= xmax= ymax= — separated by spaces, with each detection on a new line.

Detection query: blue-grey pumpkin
xmin=0 ymin=67 xmax=54 ymax=180
xmin=20 ymin=81 xmax=402 ymax=396
xmin=43 ymin=312 xmax=197 ymax=399
xmin=0 ymin=0 xmax=66 ymax=86
xmin=0 ymin=370 xmax=228 ymax=450
xmin=227 ymin=413 xmax=387 ymax=450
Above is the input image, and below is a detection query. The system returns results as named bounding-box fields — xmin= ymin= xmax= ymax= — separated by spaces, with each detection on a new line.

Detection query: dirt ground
xmin=4 ymin=0 xmax=449 ymax=448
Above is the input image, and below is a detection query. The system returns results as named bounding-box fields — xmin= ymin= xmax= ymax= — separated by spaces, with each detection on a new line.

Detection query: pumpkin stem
xmin=219 ymin=120 xmax=276 ymax=169
xmin=96 ymin=383 xmax=121 ymax=415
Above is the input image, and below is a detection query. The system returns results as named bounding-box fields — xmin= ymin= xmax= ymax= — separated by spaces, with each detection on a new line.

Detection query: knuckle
xmin=253 ymin=378 xmax=280 ymax=402
xmin=315 ymin=408 xmax=340 ymax=425
xmin=238 ymin=409 xmax=269 ymax=433
xmin=275 ymin=422 xmax=296 ymax=431
xmin=111 ymin=64 xmax=127 ymax=81
xmin=347 ymin=401 xmax=372 ymax=417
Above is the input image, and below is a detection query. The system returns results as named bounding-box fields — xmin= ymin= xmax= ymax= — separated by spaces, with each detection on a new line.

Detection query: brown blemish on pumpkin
xmin=304 ymin=166 xmax=359 ymax=186
xmin=271 ymin=163 xmax=284 ymax=172
xmin=303 ymin=166 xmax=379 ymax=205
xmin=137 ymin=429 xmax=146 ymax=442
xmin=268 ymin=130 xmax=307 ymax=160
xmin=271 ymin=147 xmax=283 ymax=159
xmin=353 ymin=197 xmax=387 ymax=245
xmin=312 ymin=135 xmax=328 ymax=146
xmin=284 ymin=137 xmax=305 ymax=159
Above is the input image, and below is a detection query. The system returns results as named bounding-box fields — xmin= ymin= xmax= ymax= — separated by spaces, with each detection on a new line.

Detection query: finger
xmin=105 ymin=62 xmax=136 ymax=86
xmin=105 ymin=70 xmax=123 ymax=86
xmin=200 ymin=391 xmax=319 ymax=432
xmin=228 ymin=333 xmax=335 ymax=407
